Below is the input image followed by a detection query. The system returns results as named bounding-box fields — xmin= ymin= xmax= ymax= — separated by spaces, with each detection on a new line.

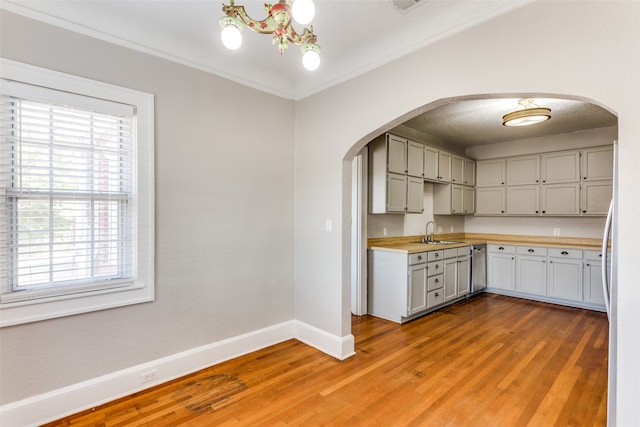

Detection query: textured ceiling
xmin=1 ymin=1 xmax=618 ymax=145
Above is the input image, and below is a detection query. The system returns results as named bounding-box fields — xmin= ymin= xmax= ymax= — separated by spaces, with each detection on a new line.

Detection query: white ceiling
xmin=1 ymin=0 xmax=618 ymax=145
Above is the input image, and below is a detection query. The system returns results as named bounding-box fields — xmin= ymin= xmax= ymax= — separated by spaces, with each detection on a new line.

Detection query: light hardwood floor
xmin=44 ymin=294 xmax=608 ymax=426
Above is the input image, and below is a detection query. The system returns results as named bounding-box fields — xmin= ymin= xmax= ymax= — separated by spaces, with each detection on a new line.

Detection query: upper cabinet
xmin=582 ymin=146 xmax=614 ymax=181
xmin=424 ymin=145 xmax=439 ymax=181
xmin=541 ymin=151 xmax=580 ymax=184
xmin=507 ymin=155 xmax=540 ymax=185
xmin=463 ymin=159 xmax=476 ymax=186
xmin=451 ymin=156 xmax=464 ymax=184
xmin=476 ymin=159 xmax=506 ymax=187
xmin=407 ymin=141 xmax=424 ymax=178
xmin=386 ymin=134 xmax=407 ymax=175
xmin=438 ymin=151 xmax=452 ymax=183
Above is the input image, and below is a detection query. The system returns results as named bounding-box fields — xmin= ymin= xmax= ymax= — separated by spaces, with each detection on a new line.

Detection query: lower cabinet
xmin=487 ymin=244 xmax=605 ymax=311
xmin=368 ymin=246 xmax=472 ymax=323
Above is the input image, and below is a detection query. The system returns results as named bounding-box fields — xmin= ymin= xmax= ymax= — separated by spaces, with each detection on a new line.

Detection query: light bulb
xmin=291 ymin=0 xmax=315 ymax=25
xmin=221 ymin=23 xmax=242 ymax=50
xmin=302 ymin=47 xmax=320 ymax=71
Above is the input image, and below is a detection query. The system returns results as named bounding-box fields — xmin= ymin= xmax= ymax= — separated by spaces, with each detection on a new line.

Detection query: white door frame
xmin=351 ymin=149 xmax=368 ymax=315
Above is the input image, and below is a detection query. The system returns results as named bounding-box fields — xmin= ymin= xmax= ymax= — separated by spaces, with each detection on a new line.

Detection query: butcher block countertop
xmin=368 ymin=233 xmax=604 ymax=254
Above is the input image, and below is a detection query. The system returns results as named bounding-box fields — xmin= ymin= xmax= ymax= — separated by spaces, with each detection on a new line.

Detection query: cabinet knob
xmin=535 ymin=210 xmax=539 ymax=213
xmin=584 ymin=176 xmax=587 ymax=180
xmin=543 ymin=180 xmax=546 ymax=183
xmin=435 ymin=278 xmax=439 ymax=283
xmin=435 ymin=253 xmax=439 ymax=258
xmin=435 ymin=292 xmax=439 ymax=297
xmin=536 ymin=180 xmax=539 ymax=183
xmin=542 ymin=211 xmax=546 ymax=214
xmin=586 ymin=263 xmax=591 ymax=267
xmin=501 ymin=210 xmax=505 ymax=213
xmin=435 ymin=264 xmax=439 ymax=269
xmin=501 ymin=182 xmax=504 ymax=185
xmin=417 ymin=255 xmax=422 ymax=260
xmin=583 ymin=210 xmax=587 ymax=213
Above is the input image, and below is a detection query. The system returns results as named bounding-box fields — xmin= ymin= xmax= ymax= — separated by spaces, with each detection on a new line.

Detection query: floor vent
xmin=392 ymin=0 xmax=425 ymax=13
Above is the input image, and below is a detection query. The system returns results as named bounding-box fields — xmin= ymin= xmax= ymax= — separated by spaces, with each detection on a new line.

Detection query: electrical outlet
xmin=140 ymin=369 xmax=158 ymax=385
xmin=383 ymin=227 xmax=387 ymax=236
xmin=553 ymin=228 xmax=560 ymax=236
xmin=325 ymin=219 xmax=332 ymax=232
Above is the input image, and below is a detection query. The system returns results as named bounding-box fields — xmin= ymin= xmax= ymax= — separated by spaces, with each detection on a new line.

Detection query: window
xmin=0 ymin=59 xmax=154 ymax=326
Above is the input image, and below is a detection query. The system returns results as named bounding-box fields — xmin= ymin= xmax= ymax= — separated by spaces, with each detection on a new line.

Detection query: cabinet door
xmin=438 ymin=151 xmax=452 ymax=182
xmin=443 ymin=258 xmax=458 ymax=301
xmin=408 ymin=264 xmax=428 ymax=315
xmin=387 ymin=134 xmax=407 ymax=174
xmin=507 ymin=185 xmax=539 ymax=215
xmin=548 ymin=258 xmax=583 ymax=302
xmin=451 ymin=156 xmax=464 ymax=184
xmin=475 ymin=187 xmax=505 ymax=215
xmin=457 ymin=256 xmax=471 ymax=297
xmin=476 ymin=159 xmax=505 ymax=187
xmin=581 ymin=180 xmax=612 ymax=215
xmin=582 ymin=146 xmax=613 ymax=182
xmin=541 ymin=183 xmax=580 ymax=215
xmin=516 ymin=255 xmax=547 ymax=296
xmin=386 ymin=173 xmax=407 ymax=212
xmin=406 ymin=176 xmax=424 ymax=213
xmin=583 ymin=261 xmax=606 ymax=306
xmin=407 ymin=141 xmax=424 ymax=178
xmin=451 ymin=185 xmax=464 ymax=214
xmin=507 ymin=155 xmax=540 ymax=185
xmin=424 ymin=145 xmax=439 ymax=181
xmin=541 ymin=150 xmax=580 ymax=184
xmin=463 ymin=187 xmax=475 ymax=214
xmin=488 ymin=253 xmax=515 ymax=290
xmin=464 ymin=159 xmax=476 ymax=186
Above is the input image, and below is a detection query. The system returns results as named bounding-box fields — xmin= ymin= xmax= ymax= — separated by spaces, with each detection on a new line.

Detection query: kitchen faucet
xmin=424 ymin=220 xmax=436 ymax=243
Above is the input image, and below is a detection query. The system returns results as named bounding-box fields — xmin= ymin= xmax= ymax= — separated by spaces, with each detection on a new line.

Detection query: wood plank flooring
xmin=43 ymin=294 xmax=608 ymax=426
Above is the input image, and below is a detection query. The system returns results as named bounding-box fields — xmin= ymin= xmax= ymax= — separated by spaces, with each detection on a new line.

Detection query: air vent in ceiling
xmin=392 ymin=0 xmax=425 ymax=14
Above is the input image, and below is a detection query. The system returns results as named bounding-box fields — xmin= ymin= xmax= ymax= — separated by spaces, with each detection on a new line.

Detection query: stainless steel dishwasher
xmin=472 ymin=245 xmax=487 ymax=293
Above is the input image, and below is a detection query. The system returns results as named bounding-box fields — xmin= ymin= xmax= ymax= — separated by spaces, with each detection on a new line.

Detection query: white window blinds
xmin=0 ymin=80 xmax=136 ymax=301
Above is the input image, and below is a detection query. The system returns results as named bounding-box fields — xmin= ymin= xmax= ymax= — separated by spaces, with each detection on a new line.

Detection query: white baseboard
xmin=0 ymin=320 xmax=355 ymax=427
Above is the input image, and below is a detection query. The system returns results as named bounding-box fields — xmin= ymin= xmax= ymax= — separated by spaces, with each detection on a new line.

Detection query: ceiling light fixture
xmin=502 ymin=98 xmax=552 ymax=127
xmin=219 ymin=0 xmax=321 ymax=71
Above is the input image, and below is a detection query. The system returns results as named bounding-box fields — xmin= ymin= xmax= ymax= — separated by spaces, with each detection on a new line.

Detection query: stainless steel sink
xmin=419 ymin=240 xmax=462 ymax=245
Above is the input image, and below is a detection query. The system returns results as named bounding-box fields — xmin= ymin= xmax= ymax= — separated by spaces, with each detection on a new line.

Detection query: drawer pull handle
xmin=498 ymin=246 xmax=505 ymax=250
xmin=561 ymin=251 xmax=569 ymax=255
xmin=435 ymin=278 xmax=439 ymax=283
xmin=528 ymin=249 xmax=535 ymax=253
xmin=435 ymin=265 xmax=439 ymax=269
xmin=435 ymin=253 xmax=439 ymax=258
xmin=599 ymin=254 xmax=602 ymax=257
xmin=435 ymin=292 xmax=439 ymax=297
xmin=417 ymin=255 xmax=422 ymax=260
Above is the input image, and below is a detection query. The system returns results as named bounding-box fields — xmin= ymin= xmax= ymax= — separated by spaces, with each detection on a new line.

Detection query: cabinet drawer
xmin=516 ymin=246 xmax=548 ymax=256
xmin=428 ymin=274 xmax=443 ymax=291
xmin=428 ymin=261 xmax=443 ymax=276
xmin=444 ymin=248 xmax=458 ymax=259
xmin=457 ymin=246 xmax=471 ymax=256
xmin=427 ymin=289 xmax=444 ymax=309
xmin=584 ymin=250 xmax=608 ymax=262
xmin=428 ymin=250 xmax=443 ymax=261
xmin=488 ymin=244 xmax=516 ymax=254
xmin=548 ymin=248 xmax=582 ymax=259
xmin=409 ymin=252 xmax=428 ymax=265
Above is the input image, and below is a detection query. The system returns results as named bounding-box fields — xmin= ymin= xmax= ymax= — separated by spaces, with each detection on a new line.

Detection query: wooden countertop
xmin=368 ymin=233 xmax=604 ymax=254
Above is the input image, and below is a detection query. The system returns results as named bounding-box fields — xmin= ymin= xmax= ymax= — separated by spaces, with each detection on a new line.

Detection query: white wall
xmin=294 ymin=1 xmax=640 ymax=424
xmin=0 ymin=11 xmax=295 ymax=405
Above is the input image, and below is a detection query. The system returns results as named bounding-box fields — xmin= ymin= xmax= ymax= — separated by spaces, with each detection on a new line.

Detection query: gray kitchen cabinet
xmin=434 ymin=184 xmax=474 ymax=215
xmin=463 ymin=158 xmax=476 ymax=186
xmin=541 ymin=150 xmax=580 ymax=184
xmin=507 ymin=154 xmax=540 ymax=185
xmin=541 ymin=183 xmax=580 ymax=215
xmin=457 ymin=246 xmax=471 ymax=297
xmin=407 ymin=140 xmax=424 ymax=178
xmin=451 ymin=155 xmax=464 ymax=184
xmin=463 ymin=186 xmax=475 ymax=214
xmin=406 ymin=176 xmax=425 ymax=213
xmin=387 ymin=134 xmax=407 ymax=174
xmin=506 ymin=185 xmax=539 ymax=215
xmin=443 ymin=247 xmax=470 ymax=302
xmin=547 ymin=248 xmax=583 ymax=302
xmin=582 ymin=146 xmax=613 ymax=182
xmin=516 ymin=246 xmax=547 ymax=297
xmin=369 ymin=134 xmax=424 ymax=214
xmin=583 ymin=250 xmax=608 ymax=307
xmin=438 ymin=151 xmax=452 ymax=182
xmin=408 ymin=262 xmax=428 ymax=315
xmin=476 ymin=159 xmax=506 ymax=187
xmin=581 ymin=180 xmax=612 ymax=215
xmin=475 ymin=187 xmax=505 ymax=215
xmin=487 ymin=244 xmax=516 ymax=291
xmin=424 ymin=145 xmax=439 ymax=181
xmin=443 ymin=256 xmax=458 ymax=302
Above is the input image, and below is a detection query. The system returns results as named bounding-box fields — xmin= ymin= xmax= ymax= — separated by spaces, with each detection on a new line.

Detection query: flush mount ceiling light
xmin=219 ymin=0 xmax=321 ymax=71
xmin=502 ymin=98 xmax=552 ymax=127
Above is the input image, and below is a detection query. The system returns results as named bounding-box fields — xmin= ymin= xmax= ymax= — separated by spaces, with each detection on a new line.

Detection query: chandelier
xmin=502 ymin=98 xmax=552 ymax=127
xmin=219 ymin=0 xmax=321 ymax=71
